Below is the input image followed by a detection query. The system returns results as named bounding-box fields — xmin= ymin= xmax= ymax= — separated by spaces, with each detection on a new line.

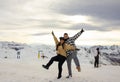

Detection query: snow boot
xmin=57 ymin=75 xmax=62 ymax=79
xmin=42 ymin=65 xmax=49 ymax=70
xmin=66 ymin=75 xmax=72 ymax=78
xmin=76 ymin=66 xmax=81 ymax=72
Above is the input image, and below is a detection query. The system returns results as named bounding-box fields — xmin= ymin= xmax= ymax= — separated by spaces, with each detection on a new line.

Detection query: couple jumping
xmin=42 ymin=28 xmax=84 ymax=79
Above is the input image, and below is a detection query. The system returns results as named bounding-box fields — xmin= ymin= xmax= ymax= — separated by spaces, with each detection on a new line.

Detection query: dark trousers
xmin=94 ymin=56 xmax=99 ymax=67
xmin=46 ymin=54 xmax=66 ymax=77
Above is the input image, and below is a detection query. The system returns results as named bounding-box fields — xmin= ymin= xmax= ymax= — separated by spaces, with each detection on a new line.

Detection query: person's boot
xmin=42 ymin=65 xmax=49 ymax=69
xmin=57 ymin=75 xmax=62 ymax=79
xmin=66 ymin=75 xmax=72 ymax=78
xmin=76 ymin=66 xmax=81 ymax=72
xmin=97 ymin=65 xmax=99 ymax=68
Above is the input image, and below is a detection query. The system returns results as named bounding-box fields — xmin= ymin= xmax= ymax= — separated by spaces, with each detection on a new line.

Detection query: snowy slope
xmin=0 ymin=41 xmax=38 ymax=60
xmin=0 ymin=41 xmax=120 ymax=82
xmin=0 ymin=59 xmax=120 ymax=82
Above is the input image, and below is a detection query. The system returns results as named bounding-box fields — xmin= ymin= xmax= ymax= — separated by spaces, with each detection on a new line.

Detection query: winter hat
xmin=64 ymin=33 xmax=68 ymax=35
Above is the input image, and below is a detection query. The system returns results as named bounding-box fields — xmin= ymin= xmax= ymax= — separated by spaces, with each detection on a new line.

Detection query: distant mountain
xmin=0 ymin=41 xmax=36 ymax=59
xmin=78 ymin=45 xmax=120 ymax=65
xmin=0 ymin=41 xmax=120 ymax=65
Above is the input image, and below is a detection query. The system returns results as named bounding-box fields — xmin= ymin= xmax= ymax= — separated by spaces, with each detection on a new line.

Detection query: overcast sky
xmin=0 ymin=0 xmax=120 ymax=46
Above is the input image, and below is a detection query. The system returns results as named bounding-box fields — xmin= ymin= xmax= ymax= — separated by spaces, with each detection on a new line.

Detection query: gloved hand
xmin=81 ymin=28 xmax=84 ymax=33
xmin=52 ymin=31 xmax=54 ymax=36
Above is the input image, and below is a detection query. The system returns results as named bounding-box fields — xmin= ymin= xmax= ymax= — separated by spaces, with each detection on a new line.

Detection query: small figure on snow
xmin=17 ymin=51 xmax=20 ymax=59
xmin=94 ymin=48 xmax=100 ymax=68
xmin=41 ymin=55 xmax=48 ymax=59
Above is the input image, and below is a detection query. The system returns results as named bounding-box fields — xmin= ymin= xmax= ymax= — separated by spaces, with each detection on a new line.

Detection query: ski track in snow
xmin=0 ymin=59 xmax=120 ymax=82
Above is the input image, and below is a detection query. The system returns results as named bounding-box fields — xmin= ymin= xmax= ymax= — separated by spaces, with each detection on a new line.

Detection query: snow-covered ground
xmin=0 ymin=59 xmax=120 ymax=82
xmin=0 ymin=41 xmax=120 ymax=82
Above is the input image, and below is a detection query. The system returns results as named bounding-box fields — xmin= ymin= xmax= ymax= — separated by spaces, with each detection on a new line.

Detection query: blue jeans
xmin=67 ymin=51 xmax=80 ymax=76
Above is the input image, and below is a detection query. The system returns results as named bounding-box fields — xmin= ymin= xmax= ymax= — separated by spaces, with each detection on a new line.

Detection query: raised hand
xmin=81 ymin=28 xmax=84 ymax=33
xmin=52 ymin=31 xmax=54 ymax=36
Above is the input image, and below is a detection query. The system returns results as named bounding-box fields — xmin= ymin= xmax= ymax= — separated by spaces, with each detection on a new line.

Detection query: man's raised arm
xmin=71 ymin=28 xmax=84 ymax=41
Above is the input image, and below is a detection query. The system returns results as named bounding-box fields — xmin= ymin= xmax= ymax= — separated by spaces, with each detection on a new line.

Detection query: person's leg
xmin=96 ymin=57 xmax=99 ymax=67
xmin=72 ymin=51 xmax=81 ymax=72
xmin=66 ymin=55 xmax=72 ymax=78
xmin=94 ymin=57 xmax=97 ymax=68
xmin=43 ymin=56 xmax=59 ymax=69
xmin=58 ymin=56 xmax=66 ymax=79
xmin=94 ymin=57 xmax=96 ymax=67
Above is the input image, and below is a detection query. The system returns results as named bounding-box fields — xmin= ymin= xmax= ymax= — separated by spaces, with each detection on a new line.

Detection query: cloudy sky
xmin=0 ymin=0 xmax=120 ymax=46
